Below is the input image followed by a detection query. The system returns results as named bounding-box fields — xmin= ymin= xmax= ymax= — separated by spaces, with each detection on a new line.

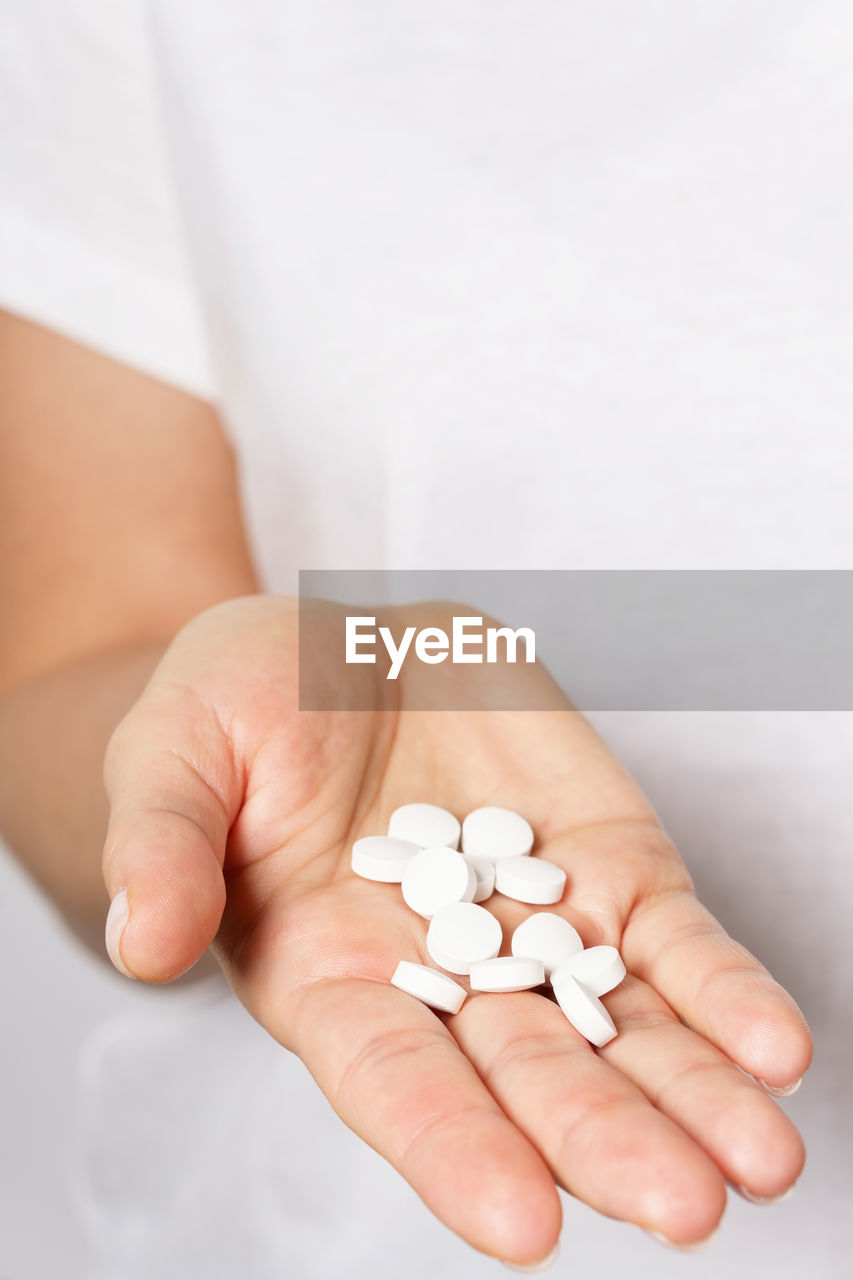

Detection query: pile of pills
xmin=351 ymin=803 xmax=626 ymax=1047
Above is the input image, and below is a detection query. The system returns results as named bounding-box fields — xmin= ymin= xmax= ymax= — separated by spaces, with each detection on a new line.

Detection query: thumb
xmin=102 ymin=684 xmax=240 ymax=983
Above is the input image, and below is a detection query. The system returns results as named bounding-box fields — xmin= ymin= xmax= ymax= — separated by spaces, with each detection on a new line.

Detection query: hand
xmin=102 ymin=595 xmax=811 ymax=1268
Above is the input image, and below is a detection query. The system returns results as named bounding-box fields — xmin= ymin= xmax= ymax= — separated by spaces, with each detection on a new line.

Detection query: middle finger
xmin=451 ymin=987 xmax=727 ymax=1246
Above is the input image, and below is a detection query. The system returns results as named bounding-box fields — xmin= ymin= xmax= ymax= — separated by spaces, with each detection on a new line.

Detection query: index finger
xmin=255 ymin=968 xmax=561 ymax=1268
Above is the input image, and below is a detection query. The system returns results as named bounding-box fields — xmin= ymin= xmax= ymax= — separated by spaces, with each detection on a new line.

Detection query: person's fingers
xmin=102 ymin=682 xmax=240 ymax=982
xmin=621 ymin=889 xmax=813 ymax=1091
xmin=451 ymin=988 xmax=726 ymax=1247
xmin=276 ymin=973 xmax=562 ymax=1269
xmin=515 ymin=820 xmax=811 ymax=1094
xmin=600 ymin=976 xmax=806 ymax=1201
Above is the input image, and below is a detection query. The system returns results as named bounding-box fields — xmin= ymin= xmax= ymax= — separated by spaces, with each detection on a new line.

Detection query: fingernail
xmin=502 ymin=1242 xmax=560 ymax=1273
xmin=105 ymin=889 xmax=135 ymax=979
xmin=647 ymin=1227 xmax=719 ymax=1253
xmin=734 ymin=1183 xmax=796 ymax=1205
xmin=757 ymin=1077 xmax=802 ymax=1098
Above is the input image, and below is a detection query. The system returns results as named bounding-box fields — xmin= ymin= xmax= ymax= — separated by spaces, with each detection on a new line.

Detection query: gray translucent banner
xmin=298 ymin=570 xmax=853 ymax=711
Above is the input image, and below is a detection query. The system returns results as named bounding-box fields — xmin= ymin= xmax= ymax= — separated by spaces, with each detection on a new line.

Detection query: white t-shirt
xmin=1 ymin=3 xmax=850 ymax=1277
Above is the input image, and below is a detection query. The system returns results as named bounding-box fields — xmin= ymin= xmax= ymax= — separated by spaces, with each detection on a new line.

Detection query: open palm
xmin=103 ymin=596 xmax=811 ymax=1268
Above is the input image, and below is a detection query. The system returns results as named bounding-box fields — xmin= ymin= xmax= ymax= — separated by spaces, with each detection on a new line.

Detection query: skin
xmin=0 ymin=312 xmax=812 ymax=1268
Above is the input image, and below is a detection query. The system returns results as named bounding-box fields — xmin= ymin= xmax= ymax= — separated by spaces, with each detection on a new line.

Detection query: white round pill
xmin=551 ymin=945 xmax=626 ymax=997
xmin=553 ymin=973 xmax=617 ymax=1047
xmin=469 ymin=955 xmax=545 ymax=993
xmin=461 ymin=806 xmax=534 ymax=861
xmin=401 ymin=846 xmax=476 ymax=919
xmin=388 ymin=803 xmax=461 ymax=850
xmin=494 ymin=856 xmax=567 ymax=905
xmin=391 ymin=960 xmax=467 ymax=1014
xmin=426 ymin=902 xmax=503 ymax=975
xmin=511 ymin=912 xmax=584 ymax=978
xmin=462 ymin=854 xmax=496 ymax=903
xmin=351 ymin=836 xmax=421 ymax=883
